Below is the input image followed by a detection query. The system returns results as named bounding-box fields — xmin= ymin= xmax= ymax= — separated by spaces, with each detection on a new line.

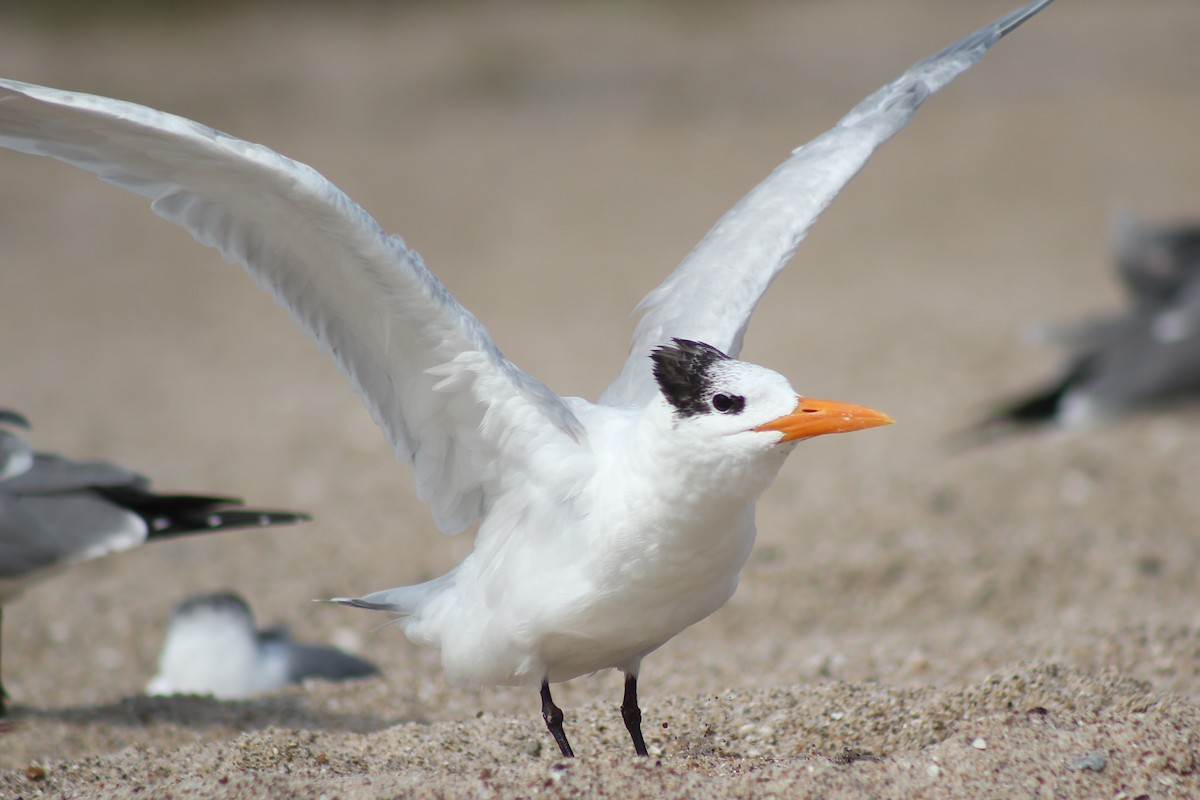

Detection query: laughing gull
xmin=0 ymin=0 xmax=1053 ymax=755
xmin=146 ymin=591 xmax=377 ymax=700
xmin=0 ymin=410 xmax=309 ymax=714
xmin=974 ymin=218 xmax=1200 ymax=436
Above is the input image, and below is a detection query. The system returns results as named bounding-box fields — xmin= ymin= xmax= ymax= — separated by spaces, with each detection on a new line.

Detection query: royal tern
xmin=974 ymin=218 xmax=1200 ymax=436
xmin=0 ymin=410 xmax=308 ymax=715
xmin=0 ymin=0 xmax=1053 ymax=755
xmin=146 ymin=591 xmax=377 ymax=700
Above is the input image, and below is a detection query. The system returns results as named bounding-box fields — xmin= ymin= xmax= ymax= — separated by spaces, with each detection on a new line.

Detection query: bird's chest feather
xmin=553 ymin=454 xmax=763 ymax=633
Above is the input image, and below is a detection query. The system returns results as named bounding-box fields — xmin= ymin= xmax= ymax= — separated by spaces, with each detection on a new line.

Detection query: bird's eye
xmin=711 ymin=393 xmax=745 ymax=414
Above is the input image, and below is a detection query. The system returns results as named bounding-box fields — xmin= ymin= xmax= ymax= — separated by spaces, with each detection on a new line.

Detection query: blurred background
xmin=1 ymin=0 xmax=1199 ymax=767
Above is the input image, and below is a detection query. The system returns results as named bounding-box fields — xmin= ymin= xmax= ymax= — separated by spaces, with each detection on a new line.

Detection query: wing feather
xmin=601 ymin=0 xmax=1055 ymax=406
xmin=0 ymin=80 xmax=585 ymax=533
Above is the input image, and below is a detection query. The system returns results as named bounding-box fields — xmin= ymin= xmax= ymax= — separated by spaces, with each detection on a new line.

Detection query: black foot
xmin=540 ymin=679 xmax=575 ymax=758
xmin=621 ymin=672 xmax=649 ymax=756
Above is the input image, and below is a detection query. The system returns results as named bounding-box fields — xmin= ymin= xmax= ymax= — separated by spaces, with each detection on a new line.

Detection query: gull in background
xmin=972 ymin=217 xmax=1200 ymax=437
xmin=0 ymin=410 xmax=308 ymax=715
xmin=147 ymin=591 xmax=377 ymax=700
xmin=0 ymin=0 xmax=1053 ymax=755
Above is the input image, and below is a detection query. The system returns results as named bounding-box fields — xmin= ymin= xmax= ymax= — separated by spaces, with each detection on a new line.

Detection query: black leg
xmin=540 ymin=679 xmax=575 ymax=758
xmin=621 ymin=672 xmax=648 ymax=756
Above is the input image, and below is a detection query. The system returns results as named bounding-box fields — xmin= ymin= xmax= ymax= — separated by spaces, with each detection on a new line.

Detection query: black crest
xmin=651 ymin=339 xmax=731 ymax=417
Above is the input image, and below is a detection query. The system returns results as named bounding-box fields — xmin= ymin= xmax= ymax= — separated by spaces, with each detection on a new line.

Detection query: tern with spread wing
xmin=0 ymin=410 xmax=308 ymax=715
xmin=0 ymin=0 xmax=1053 ymax=755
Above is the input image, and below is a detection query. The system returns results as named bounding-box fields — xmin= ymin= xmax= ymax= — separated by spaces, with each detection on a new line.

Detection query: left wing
xmin=601 ymin=0 xmax=1056 ymax=407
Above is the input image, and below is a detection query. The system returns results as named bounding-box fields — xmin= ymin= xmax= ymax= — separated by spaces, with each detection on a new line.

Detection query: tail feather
xmin=952 ymin=354 xmax=1097 ymax=448
xmin=327 ymin=597 xmax=400 ymax=613
xmin=328 ymin=574 xmax=454 ymax=618
xmin=982 ymin=377 xmax=1074 ymax=430
xmin=95 ymin=486 xmax=310 ymax=537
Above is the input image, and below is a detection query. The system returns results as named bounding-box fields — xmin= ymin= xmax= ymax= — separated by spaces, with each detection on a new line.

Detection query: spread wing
xmin=0 ymin=80 xmax=586 ymax=534
xmin=600 ymin=0 xmax=1055 ymax=407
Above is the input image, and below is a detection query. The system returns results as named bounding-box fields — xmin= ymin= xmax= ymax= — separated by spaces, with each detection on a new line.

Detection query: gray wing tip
xmin=920 ymin=0 xmax=1056 ymax=69
xmin=996 ymin=0 xmax=1057 ymax=40
xmin=840 ymin=0 xmax=1055 ymax=130
xmin=285 ymin=643 xmax=380 ymax=683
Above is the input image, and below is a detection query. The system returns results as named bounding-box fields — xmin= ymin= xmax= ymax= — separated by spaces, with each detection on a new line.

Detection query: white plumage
xmin=0 ymin=0 xmax=1053 ymax=755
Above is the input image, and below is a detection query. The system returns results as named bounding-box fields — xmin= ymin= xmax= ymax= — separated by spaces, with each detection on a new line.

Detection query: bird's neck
xmin=615 ymin=401 xmax=790 ymax=537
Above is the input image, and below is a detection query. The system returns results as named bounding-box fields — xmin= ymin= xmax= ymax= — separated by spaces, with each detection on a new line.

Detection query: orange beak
xmin=753 ymin=397 xmax=893 ymax=442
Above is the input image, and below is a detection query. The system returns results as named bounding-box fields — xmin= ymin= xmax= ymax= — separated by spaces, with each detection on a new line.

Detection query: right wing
xmin=0 ymin=80 xmax=586 ymax=534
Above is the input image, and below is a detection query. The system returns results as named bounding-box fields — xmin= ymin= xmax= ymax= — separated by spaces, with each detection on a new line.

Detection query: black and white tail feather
xmin=0 ymin=409 xmax=309 ymax=599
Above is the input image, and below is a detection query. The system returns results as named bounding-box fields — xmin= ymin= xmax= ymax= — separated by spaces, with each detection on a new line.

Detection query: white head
xmin=649 ymin=339 xmax=892 ymax=475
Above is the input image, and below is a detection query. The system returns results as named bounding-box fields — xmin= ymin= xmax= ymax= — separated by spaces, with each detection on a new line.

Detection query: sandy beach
xmin=2 ymin=1 xmax=1200 ymax=796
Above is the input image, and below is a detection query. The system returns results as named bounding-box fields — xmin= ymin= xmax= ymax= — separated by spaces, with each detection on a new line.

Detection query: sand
xmin=1 ymin=1 xmax=1199 ymax=797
